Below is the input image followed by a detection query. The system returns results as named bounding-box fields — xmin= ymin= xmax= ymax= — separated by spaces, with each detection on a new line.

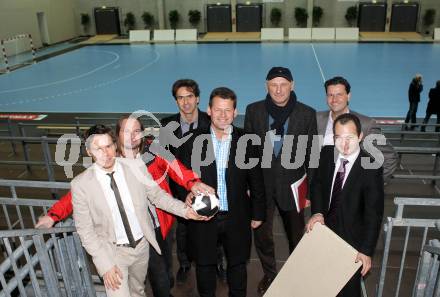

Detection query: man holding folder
xmin=307 ymin=113 xmax=384 ymax=297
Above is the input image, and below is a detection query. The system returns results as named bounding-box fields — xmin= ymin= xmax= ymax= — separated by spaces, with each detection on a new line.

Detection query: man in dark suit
xmin=160 ymin=79 xmax=212 ymax=283
xmin=316 ymin=76 xmax=397 ymax=181
xmin=307 ymin=113 xmax=384 ymax=297
xmin=177 ymin=87 xmax=265 ymax=297
xmin=244 ymin=67 xmax=317 ymax=295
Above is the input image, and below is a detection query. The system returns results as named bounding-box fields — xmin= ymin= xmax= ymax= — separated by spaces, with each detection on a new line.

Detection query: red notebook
xmin=291 ymin=173 xmax=308 ymax=213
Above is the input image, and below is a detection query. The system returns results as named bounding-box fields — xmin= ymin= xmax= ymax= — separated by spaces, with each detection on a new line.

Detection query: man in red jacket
xmin=36 ymin=115 xmax=214 ymax=297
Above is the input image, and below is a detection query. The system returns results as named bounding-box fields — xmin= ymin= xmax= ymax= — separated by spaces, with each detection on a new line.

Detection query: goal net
xmin=0 ymin=34 xmax=36 ymax=73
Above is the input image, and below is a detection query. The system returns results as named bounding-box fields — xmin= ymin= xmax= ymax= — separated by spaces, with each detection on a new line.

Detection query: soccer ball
xmin=191 ymin=193 xmax=219 ymax=217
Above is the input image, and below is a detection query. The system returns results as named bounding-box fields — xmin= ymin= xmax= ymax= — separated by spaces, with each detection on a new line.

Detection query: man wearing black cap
xmin=244 ymin=67 xmax=317 ymax=295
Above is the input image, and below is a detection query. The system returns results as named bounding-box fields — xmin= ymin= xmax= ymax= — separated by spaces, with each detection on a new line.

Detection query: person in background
xmin=316 ymin=76 xmax=397 ymax=181
xmin=405 ymin=74 xmax=423 ymax=130
xmin=421 ymin=80 xmax=440 ymax=132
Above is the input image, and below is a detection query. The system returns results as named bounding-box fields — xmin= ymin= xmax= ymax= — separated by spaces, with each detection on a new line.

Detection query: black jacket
xmin=160 ymin=110 xmax=211 ymax=200
xmin=408 ymin=80 xmax=423 ymax=103
xmin=244 ymin=99 xmax=317 ymax=211
xmin=310 ymin=146 xmax=384 ymax=256
xmin=427 ymin=87 xmax=440 ymax=114
xmin=176 ymin=126 xmax=266 ymax=265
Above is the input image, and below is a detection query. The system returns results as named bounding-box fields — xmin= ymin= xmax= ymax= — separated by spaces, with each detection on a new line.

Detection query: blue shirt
xmin=268 ymin=115 xmax=289 ymax=157
xmin=210 ymin=128 xmax=232 ymax=211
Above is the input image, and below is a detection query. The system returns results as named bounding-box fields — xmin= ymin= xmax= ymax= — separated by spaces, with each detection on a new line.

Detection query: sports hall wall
xmin=0 ymin=0 xmax=77 ymax=48
xmin=1 ymin=0 xmax=440 ymax=47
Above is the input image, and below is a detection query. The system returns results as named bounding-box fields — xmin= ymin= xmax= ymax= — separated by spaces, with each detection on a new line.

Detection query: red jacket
xmin=48 ymin=156 xmax=199 ymax=239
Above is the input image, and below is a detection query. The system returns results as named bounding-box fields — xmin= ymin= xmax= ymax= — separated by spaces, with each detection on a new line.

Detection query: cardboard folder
xmin=264 ymin=223 xmax=362 ymax=297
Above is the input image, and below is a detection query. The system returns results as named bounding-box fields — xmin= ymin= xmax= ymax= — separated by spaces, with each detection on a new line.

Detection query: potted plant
xmin=141 ymin=12 xmax=154 ymax=29
xmin=169 ymin=10 xmax=180 ymax=29
xmin=124 ymin=12 xmax=136 ymax=32
xmin=188 ymin=10 xmax=201 ymax=28
xmin=270 ymin=7 xmax=282 ymax=27
xmin=423 ymin=9 xmax=436 ymax=35
xmin=313 ymin=6 xmax=323 ymax=27
xmin=345 ymin=5 xmax=358 ymax=27
xmin=294 ymin=7 xmax=308 ymax=28
xmin=80 ymin=13 xmax=90 ymax=36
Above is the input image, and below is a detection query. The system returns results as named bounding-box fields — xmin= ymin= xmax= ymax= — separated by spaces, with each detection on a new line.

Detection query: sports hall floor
xmin=0 ymin=40 xmax=440 ymax=297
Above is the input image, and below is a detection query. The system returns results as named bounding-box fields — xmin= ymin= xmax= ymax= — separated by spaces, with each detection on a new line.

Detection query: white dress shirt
xmin=94 ymin=160 xmax=144 ymax=244
xmin=323 ymin=109 xmax=351 ymax=146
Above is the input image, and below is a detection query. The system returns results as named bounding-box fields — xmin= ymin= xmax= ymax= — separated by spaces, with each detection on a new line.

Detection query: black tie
xmin=189 ymin=122 xmax=195 ymax=132
xmin=327 ymin=159 xmax=349 ymax=228
xmin=107 ymin=172 xmax=136 ymax=248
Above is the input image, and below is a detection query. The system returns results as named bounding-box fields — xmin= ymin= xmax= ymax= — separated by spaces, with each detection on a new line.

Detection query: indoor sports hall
xmin=1 ymin=1 xmax=440 ymax=296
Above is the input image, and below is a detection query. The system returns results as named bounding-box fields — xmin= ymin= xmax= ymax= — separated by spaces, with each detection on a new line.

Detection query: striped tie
xmin=327 ymin=159 xmax=349 ymax=228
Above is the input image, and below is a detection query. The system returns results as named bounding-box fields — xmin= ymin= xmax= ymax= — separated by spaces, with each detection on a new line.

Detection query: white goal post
xmin=0 ymin=34 xmax=36 ymax=73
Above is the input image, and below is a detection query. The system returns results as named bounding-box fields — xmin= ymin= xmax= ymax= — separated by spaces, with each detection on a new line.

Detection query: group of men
xmin=37 ymin=66 xmax=398 ymax=297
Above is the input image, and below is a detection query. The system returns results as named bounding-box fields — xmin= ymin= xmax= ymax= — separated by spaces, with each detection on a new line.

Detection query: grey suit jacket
xmin=316 ymin=110 xmax=398 ymax=180
xmin=72 ymin=157 xmax=188 ymax=276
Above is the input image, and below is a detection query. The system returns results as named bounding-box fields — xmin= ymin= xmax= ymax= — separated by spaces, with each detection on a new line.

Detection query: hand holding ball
xmin=191 ymin=193 xmax=219 ymax=217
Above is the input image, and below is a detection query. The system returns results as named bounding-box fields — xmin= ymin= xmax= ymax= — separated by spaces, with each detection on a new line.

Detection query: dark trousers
xmin=176 ymin=217 xmax=226 ymax=270
xmin=253 ymin=194 xmax=304 ymax=279
xmin=405 ymin=101 xmax=419 ymax=127
xmin=337 ymin=270 xmax=361 ymax=297
xmin=176 ymin=217 xmax=190 ymax=268
xmin=422 ymin=112 xmax=440 ymax=132
xmin=148 ymin=227 xmax=172 ymax=297
xmin=195 ymin=215 xmax=247 ymax=297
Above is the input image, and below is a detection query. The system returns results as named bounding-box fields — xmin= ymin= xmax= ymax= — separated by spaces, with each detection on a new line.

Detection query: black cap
xmin=266 ymin=67 xmax=293 ymax=82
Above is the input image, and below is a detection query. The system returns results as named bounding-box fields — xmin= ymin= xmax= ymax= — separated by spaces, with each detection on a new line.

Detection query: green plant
xmin=294 ymin=7 xmax=308 ymax=28
xmin=345 ymin=5 xmax=358 ymax=27
xmin=141 ymin=12 xmax=154 ymax=29
xmin=80 ymin=13 xmax=90 ymax=35
xmin=423 ymin=9 xmax=436 ymax=27
xmin=313 ymin=6 xmax=323 ymax=27
xmin=270 ymin=7 xmax=282 ymax=27
xmin=124 ymin=12 xmax=136 ymax=31
xmin=188 ymin=10 xmax=201 ymax=28
xmin=169 ymin=10 xmax=180 ymax=29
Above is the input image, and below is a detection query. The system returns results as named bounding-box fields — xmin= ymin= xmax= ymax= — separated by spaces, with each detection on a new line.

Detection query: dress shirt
xmin=323 ymin=109 xmax=355 ymax=146
xmin=180 ymin=116 xmax=198 ymax=135
xmin=211 ymin=127 xmax=232 ymax=211
xmin=268 ymin=115 xmax=289 ymax=157
xmin=94 ymin=160 xmax=144 ymax=244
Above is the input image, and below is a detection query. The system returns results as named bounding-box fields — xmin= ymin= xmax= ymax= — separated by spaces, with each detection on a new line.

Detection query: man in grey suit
xmin=316 ymin=76 xmax=398 ymax=180
xmin=244 ymin=67 xmax=317 ymax=295
xmin=72 ymin=124 xmax=203 ymax=297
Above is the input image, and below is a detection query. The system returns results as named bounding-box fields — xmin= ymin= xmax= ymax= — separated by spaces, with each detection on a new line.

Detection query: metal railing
xmin=412 ymin=239 xmax=440 ymax=297
xmin=0 ymin=179 xmax=70 ymax=230
xmin=0 ymin=227 xmax=96 ymax=297
xmin=0 ymin=118 xmax=17 ymax=155
xmin=392 ymin=147 xmax=440 ymax=185
xmin=376 ymin=197 xmax=440 ymax=297
xmin=0 ymin=179 xmax=99 ymax=296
